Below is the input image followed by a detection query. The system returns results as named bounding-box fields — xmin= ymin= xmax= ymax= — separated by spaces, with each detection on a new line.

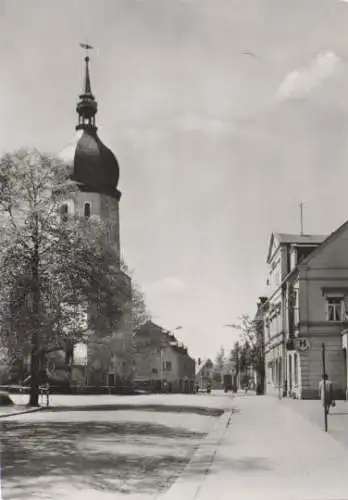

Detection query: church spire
xmin=84 ymin=55 xmax=92 ymax=94
xmin=76 ymin=44 xmax=98 ymax=131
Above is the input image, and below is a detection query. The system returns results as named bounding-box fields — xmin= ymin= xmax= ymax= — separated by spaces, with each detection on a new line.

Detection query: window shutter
xmin=342 ymin=299 xmax=346 ymax=321
xmin=325 ymin=300 xmax=329 ymax=321
xmin=344 ymin=297 xmax=348 ymax=320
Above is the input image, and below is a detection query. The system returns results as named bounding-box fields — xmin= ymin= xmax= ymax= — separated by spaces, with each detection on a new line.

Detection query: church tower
xmin=59 ymin=49 xmax=133 ymax=388
xmin=60 ymin=50 xmax=121 ymax=261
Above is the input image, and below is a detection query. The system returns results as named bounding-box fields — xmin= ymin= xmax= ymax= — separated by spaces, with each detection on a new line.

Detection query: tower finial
xmin=76 ymin=43 xmax=98 ymax=131
xmin=79 ymin=43 xmax=93 ymax=94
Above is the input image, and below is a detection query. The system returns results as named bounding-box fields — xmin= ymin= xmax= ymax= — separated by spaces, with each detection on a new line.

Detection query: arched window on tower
xmin=84 ymin=202 xmax=91 ymax=218
xmin=60 ymin=203 xmax=68 ymax=222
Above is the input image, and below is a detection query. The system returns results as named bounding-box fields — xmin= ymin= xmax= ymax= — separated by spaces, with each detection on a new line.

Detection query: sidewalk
xmin=162 ymin=394 xmax=348 ymax=500
xmin=282 ymin=397 xmax=348 ymax=448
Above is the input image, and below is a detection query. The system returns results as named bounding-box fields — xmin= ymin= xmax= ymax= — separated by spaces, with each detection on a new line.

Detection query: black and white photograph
xmin=1 ymin=0 xmax=348 ymax=499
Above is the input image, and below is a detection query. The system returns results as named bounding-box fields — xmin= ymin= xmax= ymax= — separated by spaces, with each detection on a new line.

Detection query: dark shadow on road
xmin=1 ymin=420 xmax=206 ymax=498
xmin=45 ymin=404 xmax=225 ymax=417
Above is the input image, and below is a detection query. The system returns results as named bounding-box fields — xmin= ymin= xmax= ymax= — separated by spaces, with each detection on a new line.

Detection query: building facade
xmin=134 ymin=321 xmax=196 ymax=393
xmin=195 ymin=358 xmax=214 ymax=390
xmin=264 ymin=233 xmax=326 ymax=398
xmin=264 ymin=227 xmax=348 ymax=399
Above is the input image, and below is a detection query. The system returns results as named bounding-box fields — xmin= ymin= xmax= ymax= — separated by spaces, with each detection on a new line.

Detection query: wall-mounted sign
xmin=286 ymin=339 xmax=295 ymax=351
xmin=295 ymin=338 xmax=310 ymax=352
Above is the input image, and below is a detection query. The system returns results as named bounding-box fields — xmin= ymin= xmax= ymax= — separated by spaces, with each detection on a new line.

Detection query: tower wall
xmin=64 ymin=190 xmax=121 ymax=261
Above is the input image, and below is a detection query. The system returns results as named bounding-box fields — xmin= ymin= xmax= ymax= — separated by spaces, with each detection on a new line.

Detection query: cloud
xmin=144 ymin=277 xmax=186 ymax=295
xmin=276 ymin=51 xmax=341 ymax=101
xmin=177 ymin=112 xmax=236 ymax=134
xmin=120 ymin=112 xmax=240 ymax=140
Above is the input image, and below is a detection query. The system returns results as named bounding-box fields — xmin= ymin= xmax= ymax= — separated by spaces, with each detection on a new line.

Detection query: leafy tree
xmin=0 ymin=149 xmax=144 ymax=405
xmin=227 ymin=314 xmax=265 ymax=395
xmin=229 ymin=341 xmax=241 ymax=390
xmin=214 ymin=346 xmax=225 ymax=371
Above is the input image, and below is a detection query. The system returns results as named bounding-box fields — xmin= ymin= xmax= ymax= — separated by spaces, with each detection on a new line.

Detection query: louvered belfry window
xmin=84 ymin=202 xmax=91 ymax=218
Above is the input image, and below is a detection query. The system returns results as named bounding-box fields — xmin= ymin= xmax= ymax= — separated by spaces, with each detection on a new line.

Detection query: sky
xmin=1 ymin=0 xmax=348 ymax=360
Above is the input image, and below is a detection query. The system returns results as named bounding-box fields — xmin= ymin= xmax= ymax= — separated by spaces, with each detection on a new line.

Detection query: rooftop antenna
xmin=300 ymin=202 xmax=304 ymax=236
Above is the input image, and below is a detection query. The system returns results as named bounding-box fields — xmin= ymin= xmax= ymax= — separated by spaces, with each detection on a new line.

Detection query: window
xmin=163 ymin=361 xmax=172 ymax=371
xmin=84 ymin=202 xmax=91 ymax=218
xmin=327 ymin=297 xmax=344 ymax=321
xmin=60 ymin=203 xmax=68 ymax=222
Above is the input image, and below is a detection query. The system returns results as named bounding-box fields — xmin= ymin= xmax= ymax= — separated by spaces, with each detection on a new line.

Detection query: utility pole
xmin=321 ymin=343 xmax=328 ymax=432
xmin=300 ymin=202 xmax=304 ymax=236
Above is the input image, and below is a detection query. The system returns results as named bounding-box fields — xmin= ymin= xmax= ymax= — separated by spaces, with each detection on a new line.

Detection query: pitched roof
xmin=298 ymin=220 xmax=348 ymax=268
xmin=267 ymin=232 xmax=327 ymax=263
xmin=276 ymin=233 xmax=327 ymax=245
xmin=195 ymin=358 xmax=213 ymax=376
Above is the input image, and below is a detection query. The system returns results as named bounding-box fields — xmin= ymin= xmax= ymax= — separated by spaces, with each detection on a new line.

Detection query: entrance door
xmin=288 ymin=354 xmax=292 ymax=394
xmin=107 ymin=373 xmax=115 ymax=386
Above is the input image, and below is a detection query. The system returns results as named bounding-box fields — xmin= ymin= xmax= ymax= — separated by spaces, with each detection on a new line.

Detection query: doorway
xmin=288 ymin=354 xmax=292 ymax=394
xmin=107 ymin=373 xmax=115 ymax=386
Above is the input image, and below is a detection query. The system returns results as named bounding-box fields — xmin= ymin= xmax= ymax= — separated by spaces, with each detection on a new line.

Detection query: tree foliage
xmin=214 ymin=346 xmax=225 ymax=372
xmin=228 ymin=314 xmax=265 ymax=394
xmin=0 ymin=149 xmax=148 ymax=403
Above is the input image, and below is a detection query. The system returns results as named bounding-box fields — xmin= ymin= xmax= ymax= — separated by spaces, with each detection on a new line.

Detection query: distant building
xmin=264 ymin=228 xmax=348 ymax=399
xmin=195 ymin=358 xmax=214 ymax=390
xmin=134 ymin=321 xmax=195 ymax=393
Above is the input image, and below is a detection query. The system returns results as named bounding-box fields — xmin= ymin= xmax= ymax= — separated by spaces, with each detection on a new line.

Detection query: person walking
xmin=242 ymin=374 xmax=250 ymax=395
xmin=319 ymin=374 xmax=334 ymax=414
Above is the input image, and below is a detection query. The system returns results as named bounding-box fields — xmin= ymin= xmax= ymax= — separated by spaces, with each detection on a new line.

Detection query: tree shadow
xmin=181 ymin=450 xmax=272 ymax=477
xmin=208 ymin=455 xmax=272 ymax=473
xmin=47 ymin=404 xmax=225 ymax=417
xmin=1 ymin=420 xmax=206 ymax=498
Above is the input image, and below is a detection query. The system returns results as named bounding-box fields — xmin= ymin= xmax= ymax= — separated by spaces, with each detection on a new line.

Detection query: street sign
xmin=295 ymin=338 xmax=310 ymax=352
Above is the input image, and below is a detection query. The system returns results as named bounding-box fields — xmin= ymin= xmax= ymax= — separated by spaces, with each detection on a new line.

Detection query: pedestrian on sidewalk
xmin=319 ymin=374 xmax=334 ymax=414
xmin=242 ymin=374 xmax=249 ymax=395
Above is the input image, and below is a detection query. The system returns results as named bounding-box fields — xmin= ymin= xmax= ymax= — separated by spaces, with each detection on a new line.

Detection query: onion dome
xmin=60 ymin=52 xmax=121 ymax=200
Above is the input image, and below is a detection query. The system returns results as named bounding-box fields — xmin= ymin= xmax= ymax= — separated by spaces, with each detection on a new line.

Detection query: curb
xmin=0 ymin=406 xmax=45 ymax=419
xmin=158 ymin=408 xmax=233 ymax=500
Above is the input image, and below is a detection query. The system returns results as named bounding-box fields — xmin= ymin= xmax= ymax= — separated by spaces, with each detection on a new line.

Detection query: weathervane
xmin=79 ymin=42 xmax=93 ymax=58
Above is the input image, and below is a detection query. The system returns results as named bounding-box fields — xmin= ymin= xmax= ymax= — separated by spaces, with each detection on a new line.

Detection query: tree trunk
xmin=28 ymin=215 xmax=40 ymax=407
xmin=28 ymin=345 xmax=40 ymax=406
xmin=255 ymin=359 xmax=265 ymax=395
xmin=65 ymin=342 xmax=74 ymax=388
